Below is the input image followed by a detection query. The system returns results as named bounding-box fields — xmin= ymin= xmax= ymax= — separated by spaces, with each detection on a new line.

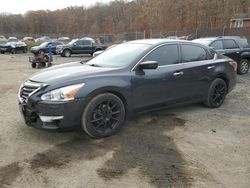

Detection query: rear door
xmin=179 ymin=43 xmax=215 ymax=100
xmin=222 ymin=39 xmax=241 ymax=62
xmin=132 ymin=43 xmax=189 ymax=111
xmin=81 ymin=40 xmax=93 ymax=54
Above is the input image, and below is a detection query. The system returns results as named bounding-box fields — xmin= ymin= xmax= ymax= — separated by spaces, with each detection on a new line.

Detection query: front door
xmin=131 ymin=43 xmax=188 ymax=111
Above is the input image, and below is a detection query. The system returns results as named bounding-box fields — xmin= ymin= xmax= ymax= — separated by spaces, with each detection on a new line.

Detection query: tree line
xmin=0 ymin=0 xmax=249 ymax=37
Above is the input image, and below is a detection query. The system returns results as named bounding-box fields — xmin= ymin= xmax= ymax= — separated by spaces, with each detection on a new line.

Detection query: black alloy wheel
xmin=205 ymin=78 xmax=228 ymax=108
xmin=82 ymin=93 xmax=125 ymax=138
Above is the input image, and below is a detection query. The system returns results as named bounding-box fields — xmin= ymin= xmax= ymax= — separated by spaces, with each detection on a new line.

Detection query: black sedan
xmin=0 ymin=42 xmax=28 ymax=54
xmin=31 ymin=41 xmax=64 ymax=54
xmin=18 ymin=39 xmax=237 ymax=138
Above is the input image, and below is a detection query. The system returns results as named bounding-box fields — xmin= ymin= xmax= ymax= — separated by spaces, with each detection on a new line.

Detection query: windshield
xmin=86 ymin=43 xmax=151 ymax=68
xmin=5 ymin=42 xmax=15 ymax=46
xmin=68 ymin=39 xmax=78 ymax=45
xmin=40 ymin=42 xmax=49 ymax=47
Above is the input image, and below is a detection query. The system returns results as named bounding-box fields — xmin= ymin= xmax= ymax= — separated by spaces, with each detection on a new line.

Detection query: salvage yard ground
xmin=0 ymin=53 xmax=250 ymax=188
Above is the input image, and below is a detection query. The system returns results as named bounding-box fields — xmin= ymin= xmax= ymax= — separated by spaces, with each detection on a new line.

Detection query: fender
xmin=240 ymin=51 xmax=250 ymax=59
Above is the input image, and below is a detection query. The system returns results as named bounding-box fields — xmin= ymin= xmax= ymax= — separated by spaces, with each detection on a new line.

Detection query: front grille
xmin=19 ymin=80 xmax=41 ymax=103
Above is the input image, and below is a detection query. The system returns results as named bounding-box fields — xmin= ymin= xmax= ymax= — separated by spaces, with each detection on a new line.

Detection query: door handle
xmin=173 ymin=71 xmax=184 ymax=76
xmin=207 ymin=66 xmax=215 ymax=70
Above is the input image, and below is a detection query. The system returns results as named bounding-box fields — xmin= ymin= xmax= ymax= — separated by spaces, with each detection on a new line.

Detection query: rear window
xmin=237 ymin=38 xmax=249 ymax=48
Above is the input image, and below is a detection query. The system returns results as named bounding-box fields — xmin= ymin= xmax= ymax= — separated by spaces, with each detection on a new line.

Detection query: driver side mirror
xmin=73 ymin=43 xmax=77 ymax=46
xmin=138 ymin=61 xmax=158 ymax=70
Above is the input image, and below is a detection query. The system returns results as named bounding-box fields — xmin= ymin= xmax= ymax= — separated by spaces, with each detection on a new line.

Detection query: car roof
xmin=194 ymin=36 xmax=247 ymax=41
xmin=126 ymin=39 xmax=200 ymax=46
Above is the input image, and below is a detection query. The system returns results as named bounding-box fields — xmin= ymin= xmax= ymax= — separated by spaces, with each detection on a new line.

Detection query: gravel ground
xmin=0 ymin=53 xmax=249 ymax=188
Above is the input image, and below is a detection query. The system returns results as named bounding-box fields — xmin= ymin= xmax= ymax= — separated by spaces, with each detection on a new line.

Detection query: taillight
xmin=229 ymin=61 xmax=237 ymax=72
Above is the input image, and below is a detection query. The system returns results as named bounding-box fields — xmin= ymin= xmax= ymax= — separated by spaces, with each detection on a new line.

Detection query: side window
xmin=82 ymin=40 xmax=92 ymax=45
xmin=143 ymin=44 xmax=179 ymax=66
xmin=181 ymin=44 xmax=208 ymax=62
xmin=75 ymin=40 xmax=82 ymax=46
xmin=210 ymin=40 xmax=223 ymax=50
xmin=223 ymin=40 xmax=239 ymax=49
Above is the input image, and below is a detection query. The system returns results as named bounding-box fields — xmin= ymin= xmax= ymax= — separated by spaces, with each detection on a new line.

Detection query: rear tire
xmin=237 ymin=59 xmax=249 ymax=75
xmin=82 ymin=93 xmax=125 ymax=138
xmin=204 ymin=78 xmax=228 ymax=108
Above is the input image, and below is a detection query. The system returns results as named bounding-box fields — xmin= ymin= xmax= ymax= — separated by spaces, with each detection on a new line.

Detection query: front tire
xmin=204 ymin=78 xmax=228 ymax=108
xmin=237 ymin=59 xmax=249 ymax=75
xmin=11 ymin=49 xmax=16 ymax=54
xmin=82 ymin=93 xmax=125 ymax=138
xmin=63 ymin=49 xmax=71 ymax=57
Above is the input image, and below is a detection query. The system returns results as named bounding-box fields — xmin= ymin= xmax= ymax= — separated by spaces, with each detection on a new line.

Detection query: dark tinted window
xmin=181 ymin=44 xmax=208 ymax=62
xmin=223 ymin=39 xmax=239 ymax=49
xmin=143 ymin=44 xmax=179 ymax=66
xmin=75 ymin=40 xmax=82 ymax=45
xmin=237 ymin=38 xmax=249 ymax=48
xmin=210 ymin=40 xmax=223 ymax=50
xmin=52 ymin=42 xmax=62 ymax=46
xmin=82 ymin=40 xmax=92 ymax=45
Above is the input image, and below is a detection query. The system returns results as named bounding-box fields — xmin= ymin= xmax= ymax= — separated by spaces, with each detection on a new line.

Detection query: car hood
xmin=29 ymin=62 xmax=117 ymax=85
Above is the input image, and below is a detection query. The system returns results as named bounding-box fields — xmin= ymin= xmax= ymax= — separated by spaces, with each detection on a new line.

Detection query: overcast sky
xmin=0 ymin=0 xmax=114 ymax=14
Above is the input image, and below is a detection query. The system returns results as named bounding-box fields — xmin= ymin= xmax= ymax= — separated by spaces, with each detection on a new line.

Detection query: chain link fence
xmin=150 ymin=27 xmax=250 ymax=41
xmin=3 ymin=27 xmax=250 ymax=44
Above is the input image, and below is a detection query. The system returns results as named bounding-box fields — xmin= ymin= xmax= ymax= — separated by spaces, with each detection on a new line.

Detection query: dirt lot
xmin=0 ymin=53 xmax=250 ymax=188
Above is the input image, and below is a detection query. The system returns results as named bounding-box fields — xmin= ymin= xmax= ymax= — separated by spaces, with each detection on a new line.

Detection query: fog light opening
xmin=39 ymin=115 xmax=64 ymax=123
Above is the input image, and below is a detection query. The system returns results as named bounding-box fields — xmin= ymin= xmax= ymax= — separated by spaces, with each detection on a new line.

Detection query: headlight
xmin=41 ymin=83 xmax=85 ymax=102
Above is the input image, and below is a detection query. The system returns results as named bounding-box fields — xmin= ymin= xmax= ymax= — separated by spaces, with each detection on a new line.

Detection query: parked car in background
xmin=31 ymin=41 xmax=64 ymax=54
xmin=193 ymin=36 xmax=250 ymax=74
xmin=166 ymin=36 xmax=180 ymax=40
xmin=35 ymin=36 xmax=51 ymax=43
xmin=22 ymin=37 xmax=35 ymax=43
xmin=0 ymin=41 xmax=27 ymax=54
xmin=57 ymin=37 xmax=107 ymax=57
xmin=18 ymin=39 xmax=237 ymax=138
xmin=92 ymin=44 xmax=117 ymax=57
xmin=0 ymin=35 xmax=7 ymax=44
xmin=8 ymin=37 xmax=18 ymax=42
xmin=58 ymin=37 xmax=71 ymax=43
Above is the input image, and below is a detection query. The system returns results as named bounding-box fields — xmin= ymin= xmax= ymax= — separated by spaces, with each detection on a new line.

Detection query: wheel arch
xmin=215 ymin=74 xmax=229 ymax=92
xmin=63 ymin=48 xmax=72 ymax=53
xmin=95 ymin=48 xmax=102 ymax=52
xmin=85 ymin=89 xmax=131 ymax=118
xmin=240 ymin=51 xmax=250 ymax=60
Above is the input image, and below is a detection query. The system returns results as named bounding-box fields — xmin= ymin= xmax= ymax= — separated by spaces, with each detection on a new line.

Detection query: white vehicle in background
xmin=8 ymin=37 xmax=18 ymax=42
xmin=58 ymin=37 xmax=71 ymax=43
xmin=35 ymin=36 xmax=52 ymax=43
